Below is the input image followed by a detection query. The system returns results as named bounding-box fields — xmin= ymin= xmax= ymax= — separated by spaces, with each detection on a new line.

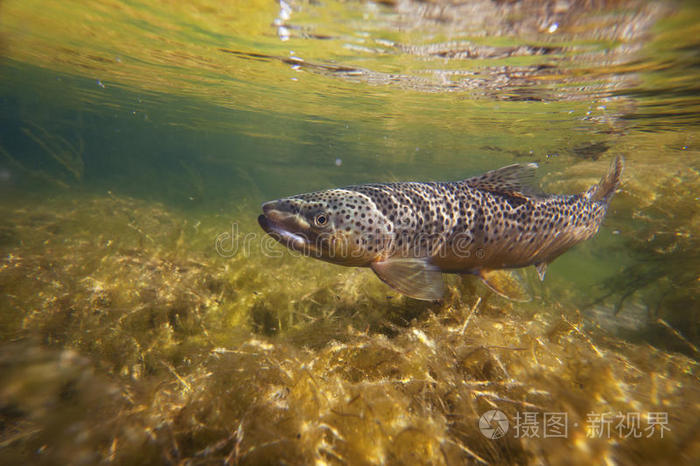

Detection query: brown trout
xmin=258 ymin=156 xmax=623 ymax=300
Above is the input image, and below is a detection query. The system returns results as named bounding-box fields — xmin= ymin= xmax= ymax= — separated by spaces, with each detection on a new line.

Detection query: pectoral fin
xmin=371 ymin=257 xmax=444 ymax=301
xmin=535 ymin=262 xmax=548 ymax=281
xmin=478 ymin=270 xmax=531 ymax=302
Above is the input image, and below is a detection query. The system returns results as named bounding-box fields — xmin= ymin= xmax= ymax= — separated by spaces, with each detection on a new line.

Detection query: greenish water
xmin=0 ymin=1 xmax=698 ymax=464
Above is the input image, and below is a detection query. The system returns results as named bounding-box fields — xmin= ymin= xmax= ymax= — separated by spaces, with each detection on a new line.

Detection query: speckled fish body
xmin=258 ymin=157 xmax=623 ymax=300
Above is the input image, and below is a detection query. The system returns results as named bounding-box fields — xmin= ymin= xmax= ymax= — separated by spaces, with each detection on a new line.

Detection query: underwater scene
xmin=0 ymin=0 xmax=698 ymax=464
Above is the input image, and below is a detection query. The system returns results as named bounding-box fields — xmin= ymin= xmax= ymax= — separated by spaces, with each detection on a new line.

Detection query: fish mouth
xmin=257 ymin=214 xmax=308 ymax=249
xmin=258 ymin=206 xmax=313 ymax=252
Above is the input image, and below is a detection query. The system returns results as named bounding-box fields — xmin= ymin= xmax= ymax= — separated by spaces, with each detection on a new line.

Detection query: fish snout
xmin=262 ymin=201 xmax=278 ymax=215
xmin=259 ymin=200 xmax=310 ymax=232
xmin=261 ymin=200 xmax=292 ymax=224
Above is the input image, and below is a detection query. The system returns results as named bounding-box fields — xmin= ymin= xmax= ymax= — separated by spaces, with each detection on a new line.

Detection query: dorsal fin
xmin=461 ymin=163 xmax=540 ymax=196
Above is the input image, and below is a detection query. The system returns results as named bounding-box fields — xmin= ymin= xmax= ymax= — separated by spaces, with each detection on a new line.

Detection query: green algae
xmin=0 ymin=193 xmax=697 ymax=465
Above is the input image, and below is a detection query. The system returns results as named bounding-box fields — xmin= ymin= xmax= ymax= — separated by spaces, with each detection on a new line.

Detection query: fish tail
xmin=589 ymin=155 xmax=624 ymax=203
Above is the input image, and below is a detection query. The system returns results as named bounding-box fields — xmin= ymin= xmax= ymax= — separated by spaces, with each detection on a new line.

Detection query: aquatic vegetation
xmin=0 ymin=119 xmax=85 ymax=189
xmin=540 ymin=149 xmax=699 ymax=353
xmin=591 ymin=161 xmax=699 ymax=352
xmin=0 ymin=194 xmax=697 ymax=464
xmin=20 ymin=121 xmax=85 ymax=181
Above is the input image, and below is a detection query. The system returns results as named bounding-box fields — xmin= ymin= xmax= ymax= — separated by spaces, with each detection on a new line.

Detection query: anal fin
xmin=371 ymin=257 xmax=444 ymax=301
xmin=478 ymin=270 xmax=531 ymax=302
xmin=535 ymin=262 xmax=548 ymax=281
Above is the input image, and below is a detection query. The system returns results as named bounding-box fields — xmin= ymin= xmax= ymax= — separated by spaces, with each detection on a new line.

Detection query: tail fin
xmin=589 ymin=155 xmax=624 ymax=203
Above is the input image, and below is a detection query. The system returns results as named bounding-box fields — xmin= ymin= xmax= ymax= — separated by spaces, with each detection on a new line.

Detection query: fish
xmin=257 ymin=156 xmax=624 ymax=301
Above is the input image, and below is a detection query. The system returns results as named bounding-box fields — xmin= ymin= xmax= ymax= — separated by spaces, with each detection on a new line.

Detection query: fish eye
xmin=314 ymin=213 xmax=329 ymax=227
